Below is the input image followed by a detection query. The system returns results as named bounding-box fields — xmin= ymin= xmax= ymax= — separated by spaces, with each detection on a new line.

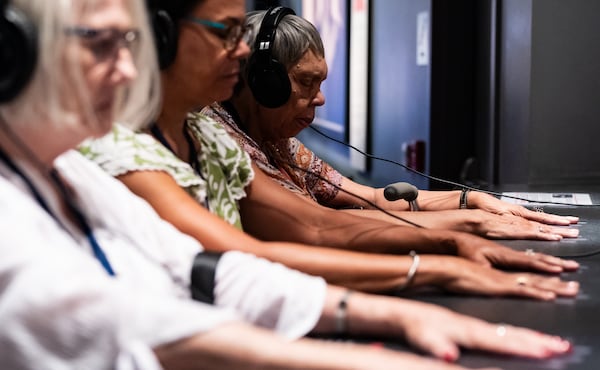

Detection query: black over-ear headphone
xmin=0 ymin=0 xmax=37 ymax=103
xmin=147 ymin=1 xmax=177 ymax=70
xmin=246 ymin=6 xmax=295 ymax=109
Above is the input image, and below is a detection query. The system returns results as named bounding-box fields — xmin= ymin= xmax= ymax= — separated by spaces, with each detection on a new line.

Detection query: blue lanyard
xmin=0 ymin=148 xmax=116 ymax=276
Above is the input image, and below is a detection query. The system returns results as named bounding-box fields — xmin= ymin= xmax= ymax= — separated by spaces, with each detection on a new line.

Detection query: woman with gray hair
xmin=204 ymin=8 xmax=580 ymax=241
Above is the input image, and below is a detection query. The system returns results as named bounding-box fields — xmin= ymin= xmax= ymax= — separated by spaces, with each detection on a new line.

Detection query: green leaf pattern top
xmin=79 ymin=113 xmax=254 ymax=229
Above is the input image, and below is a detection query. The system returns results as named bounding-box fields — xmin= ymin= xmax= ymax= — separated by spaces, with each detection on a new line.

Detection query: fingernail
xmin=443 ymin=352 xmax=456 ymax=363
xmin=553 ymin=338 xmax=572 ymax=352
xmin=370 ymin=342 xmax=384 ymax=349
xmin=565 ymin=261 xmax=580 ymax=268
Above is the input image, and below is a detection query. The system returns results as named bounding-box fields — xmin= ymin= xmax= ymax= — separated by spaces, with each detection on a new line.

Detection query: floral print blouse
xmin=202 ymin=102 xmax=342 ymax=205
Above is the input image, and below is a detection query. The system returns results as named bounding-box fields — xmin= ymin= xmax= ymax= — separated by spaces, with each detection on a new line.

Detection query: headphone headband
xmin=253 ymin=6 xmax=295 ymax=61
xmin=246 ymin=6 xmax=296 ymax=109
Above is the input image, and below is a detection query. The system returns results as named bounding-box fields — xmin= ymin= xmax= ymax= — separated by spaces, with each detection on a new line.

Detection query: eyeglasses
xmin=184 ymin=16 xmax=253 ymax=52
xmin=65 ymin=27 xmax=140 ymax=60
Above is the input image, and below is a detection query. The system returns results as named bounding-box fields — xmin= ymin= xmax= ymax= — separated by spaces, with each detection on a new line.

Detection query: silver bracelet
xmin=459 ymin=189 xmax=470 ymax=209
xmin=335 ymin=289 xmax=353 ymax=334
xmin=397 ymin=250 xmax=420 ymax=291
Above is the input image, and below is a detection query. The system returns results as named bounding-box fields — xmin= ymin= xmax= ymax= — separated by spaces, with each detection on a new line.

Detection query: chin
xmin=88 ymin=116 xmax=115 ymax=138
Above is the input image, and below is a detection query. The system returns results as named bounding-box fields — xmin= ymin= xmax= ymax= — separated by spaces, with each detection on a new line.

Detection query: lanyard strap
xmin=0 ymin=147 xmax=116 ymax=276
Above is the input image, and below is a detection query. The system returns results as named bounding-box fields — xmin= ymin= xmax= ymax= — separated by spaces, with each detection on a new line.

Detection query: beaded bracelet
xmin=335 ymin=289 xmax=354 ymax=334
xmin=397 ymin=250 xmax=419 ymax=291
xmin=459 ymin=189 xmax=470 ymax=209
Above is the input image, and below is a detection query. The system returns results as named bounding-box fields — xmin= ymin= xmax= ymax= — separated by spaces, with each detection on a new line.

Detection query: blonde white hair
xmin=0 ymin=0 xmax=160 ymax=133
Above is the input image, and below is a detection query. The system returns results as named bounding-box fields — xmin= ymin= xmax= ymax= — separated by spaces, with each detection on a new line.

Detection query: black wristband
xmin=190 ymin=251 xmax=222 ymax=304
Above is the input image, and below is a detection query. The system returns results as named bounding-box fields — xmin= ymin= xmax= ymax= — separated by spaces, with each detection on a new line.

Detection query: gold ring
xmin=516 ymin=276 xmax=528 ymax=286
xmin=525 ymin=248 xmax=535 ymax=256
xmin=496 ymin=325 xmax=507 ymax=337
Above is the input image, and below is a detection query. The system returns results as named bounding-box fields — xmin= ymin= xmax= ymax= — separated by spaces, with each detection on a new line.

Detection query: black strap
xmin=190 ymin=251 xmax=222 ymax=304
xmin=150 ymin=122 xmax=202 ymax=174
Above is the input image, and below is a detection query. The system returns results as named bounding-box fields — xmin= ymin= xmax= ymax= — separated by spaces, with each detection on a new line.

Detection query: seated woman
xmin=0 ymin=0 xmax=576 ymax=368
xmin=80 ymin=0 xmax=579 ymax=299
xmin=202 ymin=9 xmax=579 ymax=241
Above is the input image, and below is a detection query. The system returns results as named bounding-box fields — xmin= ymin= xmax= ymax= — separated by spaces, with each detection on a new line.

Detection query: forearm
xmin=404 ymin=189 xmax=463 ymax=210
xmin=241 ymin=195 xmax=465 ymax=254
xmin=351 ymin=187 xmax=462 ymax=212
xmin=155 ymin=321 xmax=442 ymax=370
xmin=154 ymin=322 xmax=302 ymax=370
xmin=341 ymin=208 xmax=484 ymax=233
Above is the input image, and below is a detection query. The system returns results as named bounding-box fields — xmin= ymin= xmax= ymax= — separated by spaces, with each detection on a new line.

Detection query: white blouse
xmin=0 ymin=150 xmax=326 ymax=370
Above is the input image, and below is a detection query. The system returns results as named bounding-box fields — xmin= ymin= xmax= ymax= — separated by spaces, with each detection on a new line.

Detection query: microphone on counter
xmin=383 ymin=182 xmax=420 ymax=211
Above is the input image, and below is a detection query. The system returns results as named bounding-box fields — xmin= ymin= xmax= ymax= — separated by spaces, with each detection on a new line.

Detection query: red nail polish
xmin=443 ymin=352 xmax=456 ymax=363
xmin=370 ymin=342 xmax=384 ymax=349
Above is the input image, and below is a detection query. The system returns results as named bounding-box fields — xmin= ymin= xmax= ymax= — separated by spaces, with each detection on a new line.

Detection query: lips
xmin=296 ymin=117 xmax=313 ymax=128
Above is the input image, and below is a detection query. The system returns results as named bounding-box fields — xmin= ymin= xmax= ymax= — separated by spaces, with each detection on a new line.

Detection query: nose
xmin=312 ymin=90 xmax=325 ymax=107
xmin=113 ymin=47 xmax=138 ymax=84
xmin=230 ymin=39 xmax=251 ymax=59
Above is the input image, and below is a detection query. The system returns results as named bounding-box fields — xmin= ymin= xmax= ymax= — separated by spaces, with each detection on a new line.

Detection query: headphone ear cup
xmin=247 ymin=54 xmax=291 ymax=109
xmin=150 ymin=9 xmax=177 ymax=70
xmin=0 ymin=5 xmax=37 ymax=103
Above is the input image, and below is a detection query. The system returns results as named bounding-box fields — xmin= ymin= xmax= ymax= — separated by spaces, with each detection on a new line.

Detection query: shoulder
xmin=187 ymin=112 xmax=251 ymax=161
xmin=79 ymin=124 xmax=203 ymax=189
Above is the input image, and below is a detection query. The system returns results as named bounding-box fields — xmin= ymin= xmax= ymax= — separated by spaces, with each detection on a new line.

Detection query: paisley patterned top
xmin=202 ymin=102 xmax=342 ymax=205
xmin=79 ymin=113 xmax=254 ymax=229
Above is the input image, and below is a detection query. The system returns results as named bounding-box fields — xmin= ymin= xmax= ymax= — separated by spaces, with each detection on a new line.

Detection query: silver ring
xmin=525 ymin=248 xmax=535 ymax=256
xmin=516 ymin=276 xmax=528 ymax=286
xmin=496 ymin=325 xmax=507 ymax=337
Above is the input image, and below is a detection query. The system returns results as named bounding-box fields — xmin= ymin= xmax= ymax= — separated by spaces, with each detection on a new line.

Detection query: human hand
xmin=468 ymin=191 xmax=579 ymax=226
xmin=396 ymin=299 xmax=572 ymax=361
xmin=433 ymin=257 xmax=579 ymax=300
xmin=468 ymin=209 xmax=579 ymax=240
xmin=451 ymin=232 xmax=579 ymax=273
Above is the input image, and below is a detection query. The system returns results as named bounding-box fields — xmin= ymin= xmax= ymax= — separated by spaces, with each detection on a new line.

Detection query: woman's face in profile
xmin=257 ymin=49 xmax=327 ymax=141
xmin=171 ymin=0 xmax=250 ymax=107
xmin=67 ymin=0 xmax=138 ymax=137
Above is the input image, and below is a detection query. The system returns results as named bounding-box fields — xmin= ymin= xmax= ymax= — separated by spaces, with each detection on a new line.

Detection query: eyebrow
xmin=214 ymin=16 xmax=244 ymax=25
xmin=296 ymin=71 xmax=327 ymax=80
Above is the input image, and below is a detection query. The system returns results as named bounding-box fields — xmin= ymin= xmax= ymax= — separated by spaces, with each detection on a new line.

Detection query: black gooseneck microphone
xmin=308 ymin=126 xmax=600 ymax=207
xmin=383 ymin=182 xmax=420 ymax=211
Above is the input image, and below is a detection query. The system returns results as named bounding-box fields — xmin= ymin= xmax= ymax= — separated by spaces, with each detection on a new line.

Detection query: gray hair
xmin=243 ymin=10 xmax=324 ymax=76
xmin=0 ymin=0 xmax=160 ymax=132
